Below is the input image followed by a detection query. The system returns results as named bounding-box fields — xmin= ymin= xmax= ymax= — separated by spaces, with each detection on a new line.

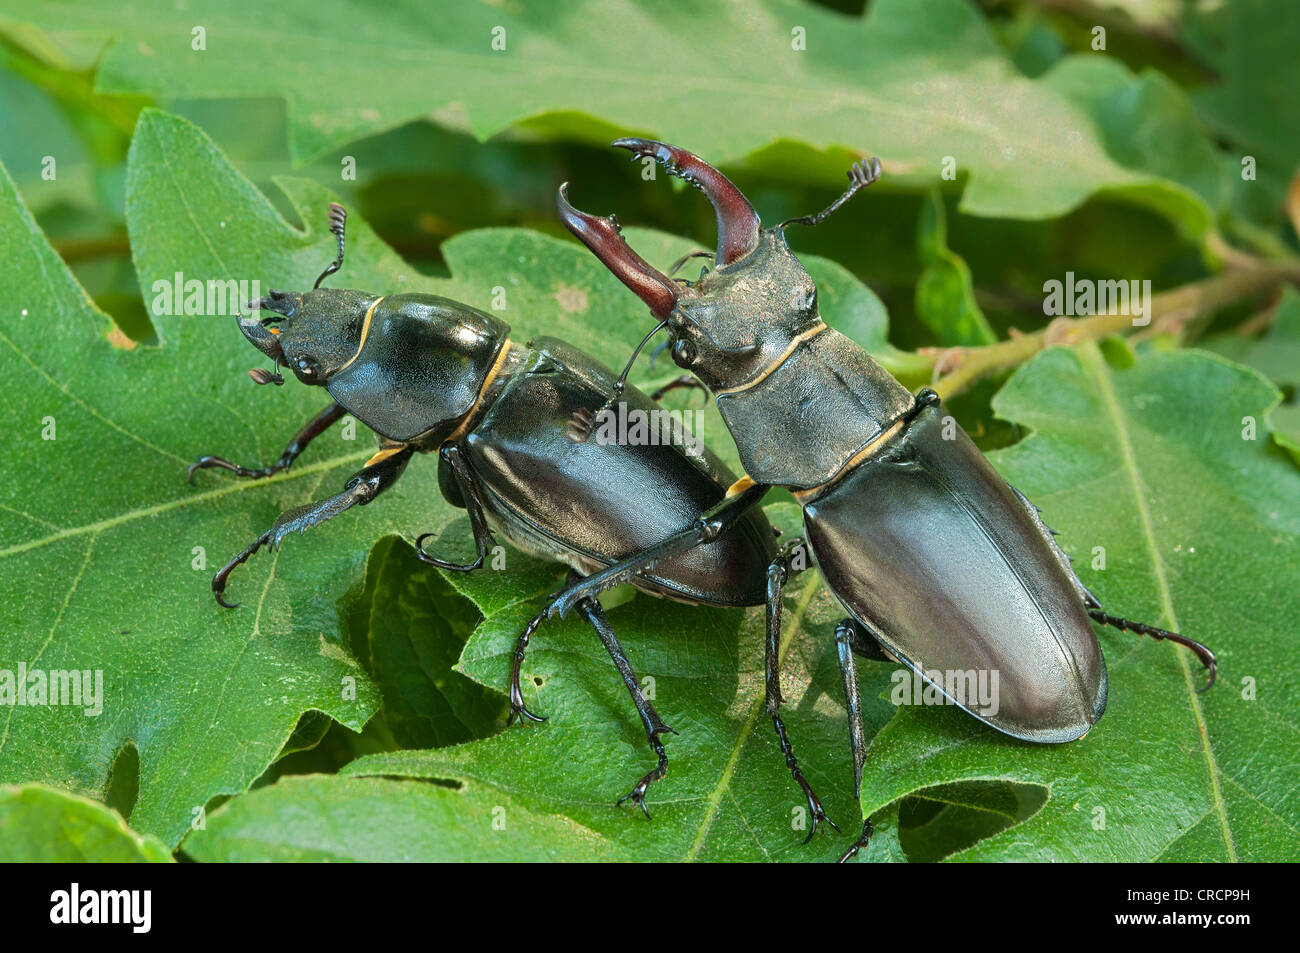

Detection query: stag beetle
xmin=552 ymin=139 xmax=1219 ymax=862
xmin=189 ymin=203 xmax=850 ymax=830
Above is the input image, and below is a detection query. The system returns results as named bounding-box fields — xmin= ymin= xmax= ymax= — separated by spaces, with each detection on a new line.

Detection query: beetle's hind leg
xmin=837 ymin=818 xmax=875 ymax=864
xmin=1089 ymin=608 xmax=1217 ymax=692
xmin=833 ymin=616 xmax=890 ymax=862
xmin=574 ymin=592 xmax=677 ymax=818
xmin=766 ymin=540 xmax=839 ymax=843
xmin=189 ymin=402 xmax=347 ymax=483
xmin=506 ymin=571 xmax=677 ymax=816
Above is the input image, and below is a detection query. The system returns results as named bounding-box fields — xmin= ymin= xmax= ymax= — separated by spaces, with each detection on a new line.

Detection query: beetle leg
xmin=834 ymin=617 xmax=894 ymax=861
xmin=506 ymin=572 xmax=676 ymax=815
xmin=649 ymin=374 xmax=709 ymax=404
xmin=545 ymin=481 xmax=771 ymax=620
xmin=414 ymin=444 xmax=495 ymax=572
xmin=667 ymin=249 xmax=713 ymax=276
xmin=837 ymin=818 xmax=875 ymax=864
xmin=839 ymin=619 xmax=895 ymax=663
xmin=507 ymin=609 xmax=549 ymax=726
xmin=211 ymin=445 xmax=414 ymax=608
xmin=833 ymin=619 xmax=869 ymax=799
xmin=1088 ymin=608 xmax=1218 ymax=692
xmin=766 ymin=540 xmax=838 ymax=842
xmin=569 ymin=318 xmax=670 ymax=443
xmin=571 ymin=588 xmax=677 ymax=818
xmin=188 ymin=402 xmax=347 ymax=484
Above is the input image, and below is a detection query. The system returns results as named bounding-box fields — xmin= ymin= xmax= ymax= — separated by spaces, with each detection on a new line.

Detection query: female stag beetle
xmin=189 ymin=203 xmax=843 ymax=827
xmin=552 ymin=139 xmax=1219 ymax=862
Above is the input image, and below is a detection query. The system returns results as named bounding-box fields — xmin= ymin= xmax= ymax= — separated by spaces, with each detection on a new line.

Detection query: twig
xmin=931 ymin=262 xmax=1300 ymax=400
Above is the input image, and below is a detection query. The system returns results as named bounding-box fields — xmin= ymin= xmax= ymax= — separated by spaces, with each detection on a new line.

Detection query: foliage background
xmin=0 ymin=0 xmax=1296 ymax=862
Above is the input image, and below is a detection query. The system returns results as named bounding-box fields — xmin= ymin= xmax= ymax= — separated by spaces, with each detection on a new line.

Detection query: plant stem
xmin=930 ymin=262 xmax=1300 ymax=400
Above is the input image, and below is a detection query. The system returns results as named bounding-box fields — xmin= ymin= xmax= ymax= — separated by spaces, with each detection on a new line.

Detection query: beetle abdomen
xmin=802 ymin=405 xmax=1107 ymax=743
xmin=464 ymin=337 xmax=776 ymax=608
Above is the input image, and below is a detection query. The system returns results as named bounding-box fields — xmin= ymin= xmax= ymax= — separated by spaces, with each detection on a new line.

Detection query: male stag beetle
xmin=189 ymin=203 xmax=840 ymax=828
xmin=552 ymin=139 xmax=1219 ymax=862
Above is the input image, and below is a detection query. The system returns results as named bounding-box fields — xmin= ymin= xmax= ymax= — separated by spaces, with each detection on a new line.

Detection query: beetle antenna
xmin=778 ymin=157 xmax=883 ymax=230
xmin=568 ymin=319 xmax=669 ymax=442
xmin=313 ymin=202 xmax=348 ymax=289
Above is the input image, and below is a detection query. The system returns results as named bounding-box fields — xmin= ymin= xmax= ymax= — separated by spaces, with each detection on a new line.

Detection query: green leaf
xmin=1039 ymin=55 xmax=1223 ymax=229
xmin=896 ymin=781 xmax=1046 ymax=862
xmin=0 ymin=0 xmax=1218 ymax=227
xmin=10 ymin=96 xmax=1292 ymax=862
xmin=340 ymin=503 xmax=906 ymax=862
xmin=914 ymin=190 xmax=996 ymax=346
xmin=857 ymin=345 xmax=1300 ymax=861
xmin=0 ymin=126 xmax=387 ymax=849
xmin=183 ymin=774 xmax=618 ymax=861
xmin=0 ymin=107 xmax=923 ymax=858
xmin=1201 ymin=288 xmax=1300 ymax=461
xmin=362 ymin=538 xmax=505 ymax=748
xmin=1186 ymin=0 xmax=1300 ymax=187
xmin=0 ymin=783 xmax=172 ymax=861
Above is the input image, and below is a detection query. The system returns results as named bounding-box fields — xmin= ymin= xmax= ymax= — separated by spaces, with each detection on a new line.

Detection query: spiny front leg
xmin=189 ymin=402 xmax=346 ymax=483
xmin=212 ymin=445 xmax=413 ymax=607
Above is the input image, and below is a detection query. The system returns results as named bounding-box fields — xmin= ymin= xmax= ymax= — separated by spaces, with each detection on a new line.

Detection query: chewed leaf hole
xmin=896 ymin=780 xmax=1049 ymax=862
xmin=104 ymin=740 xmax=140 ymax=821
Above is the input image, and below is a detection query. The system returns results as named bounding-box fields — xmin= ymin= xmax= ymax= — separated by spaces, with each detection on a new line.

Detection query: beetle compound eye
xmin=672 ymin=338 xmax=696 ymax=367
xmin=296 ymin=357 xmax=320 ymax=379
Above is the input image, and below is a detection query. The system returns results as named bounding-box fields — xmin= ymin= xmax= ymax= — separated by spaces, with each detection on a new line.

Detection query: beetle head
xmin=244 ymin=286 xmax=510 ymax=443
xmin=241 ymin=287 xmax=378 ymax=386
xmin=558 ymin=139 xmax=878 ymax=391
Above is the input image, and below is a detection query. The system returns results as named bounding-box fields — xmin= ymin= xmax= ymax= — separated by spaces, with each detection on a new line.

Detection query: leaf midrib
xmin=1082 ymin=344 xmax=1237 ymax=862
xmin=0 ymin=450 xmax=370 ymax=560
